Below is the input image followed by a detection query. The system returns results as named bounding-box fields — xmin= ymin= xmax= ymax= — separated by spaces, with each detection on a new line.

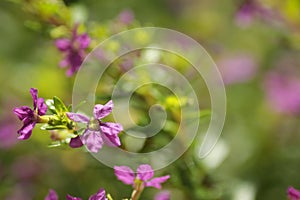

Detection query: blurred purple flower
xmin=288 ymin=186 xmax=300 ymax=200
xmin=235 ymin=0 xmax=279 ymax=27
xmin=13 ymin=88 xmax=47 ymax=140
xmin=119 ymin=57 xmax=134 ymax=72
xmin=264 ymin=72 xmax=300 ymax=114
xmin=45 ymin=189 xmax=58 ymax=200
xmin=88 ymin=188 xmax=107 ymax=200
xmin=118 ymin=9 xmax=134 ymax=25
xmin=235 ymin=0 xmax=257 ymax=26
xmin=114 ymin=164 xmax=170 ymax=189
xmin=66 ymin=100 xmax=123 ymax=153
xmin=12 ymin=155 xmax=43 ymax=181
xmin=55 ymin=25 xmax=91 ymax=76
xmin=154 ymin=191 xmax=171 ymax=200
xmin=5 ymin=185 xmax=33 ymax=200
xmin=217 ymin=54 xmax=257 ymax=84
xmin=46 ymin=188 xmax=107 ymax=200
xmin=0 ymin=121 xmax=18 ymax=149
xmin=66 ymin=195 xmax=82 ymax=200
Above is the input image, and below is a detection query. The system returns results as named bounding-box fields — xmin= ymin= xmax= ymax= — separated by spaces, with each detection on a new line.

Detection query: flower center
xmin=88 ymin=117 xmax=100 ymax=131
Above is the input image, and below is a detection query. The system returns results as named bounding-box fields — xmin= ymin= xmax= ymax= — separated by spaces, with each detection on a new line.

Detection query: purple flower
xmin=13 ymin=88 xmax=47 ymax=140
xmin=67 ymin=100 xmax=123 ymax=153
xmin=55 ymin=25 xmax=91 ymax=76
xmin=45 ymin=189 xmax=58 ymax=200
xmin=235 ymin=0 xmax=257 ymax=26
xmin=118 ymin=9 xmax=134 ymax=25
xmin=264 ymin=72 xmax=300 ymax=114
xmin=114 ymin=164 xmax=170 ymax=189
xmin=217 ymin=54 xmax=257 ymax=85
xmin=288 ymin=186 xmax=300 ymax=200
xmin=0 ymin=121 xmax=18 ymax=149
xmin=235 ymin=0 xmax=279 ymax=27
xmin=89 ymin=188 xmax=107 ymax=200
xmin=154 ymin=191 xmax=171 ymax=200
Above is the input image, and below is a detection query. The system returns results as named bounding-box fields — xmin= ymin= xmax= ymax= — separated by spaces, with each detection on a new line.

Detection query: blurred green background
xmin=0 ymin=0 xmax=300 ymax=199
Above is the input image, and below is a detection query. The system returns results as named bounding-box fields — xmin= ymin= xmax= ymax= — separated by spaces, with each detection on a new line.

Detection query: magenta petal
xmin=114 ymin=166 xmax=135 ymax=185
xmin=55 ymin=38 xmax=71 ymax=51
xmin=37 ymin=98 xmax=48 ymax=115
xmin=102 ymin=132 xmax=121 ymax=147
xmin=145 ymin=175 xmax=170 ymax=189
xmin=66 ymin=112 xmax=89 ymax=123
xmin=13 ymin=106 xmax=33 ymax=120
xmin=137 ymin=164 xmax=154 ymax=181
xmin=66 ymin=194 xmax=82 ymax=200
xmin=78 ymin=33 xmax=91 ymax=49
xmin=30 ymin=88 xmax=38 ymax=110
xmin=44 ymin=189 xmax=58 ymax=200
xmin=81 ymin=130 xmax=103 ymax=153
xmin=93 ymin=100 xmax=113 ymax=119
xmin=101 ymin=122 xmax=123 ymax=135
xmin=69 ymin=136 xmax=83 ymax=148
xmin=17 ymin=121 xmax=36 ymax=140
xmin=68 ymin=51 xmax=82 ymax=69
xmin=88 ymin=188 xmax=106 ymax=200
xmin=59 ymin=58 xmax=69 ymax=68
xmin=288 ymin=186 xmax=300 ymax=200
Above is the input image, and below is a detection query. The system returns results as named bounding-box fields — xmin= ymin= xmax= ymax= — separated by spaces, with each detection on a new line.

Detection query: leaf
xmin=45 ymin=99 xmax=57 ymax=114
xmin=41 ymin=124 xmax=67 ymax=130
xmin=53 ymin=96 xmax=68 ymax=113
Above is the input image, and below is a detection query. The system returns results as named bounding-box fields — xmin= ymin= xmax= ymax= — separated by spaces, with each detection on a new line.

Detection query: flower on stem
xmin=114 ymin=164 xmax=170 ymax=190
xmin=66 ymin=100 xmax=123 ymax=153
xmin=13 ymin=88 xmax=48 ymax=140
xmin=288 ymin=186 xmax=300 ymax=200
xmin=55 ymin=25 xmax=91 ymax=76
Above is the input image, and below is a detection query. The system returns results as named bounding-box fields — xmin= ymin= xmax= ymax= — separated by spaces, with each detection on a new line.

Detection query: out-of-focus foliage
xmin=1 ymin=0 xmax=300 ymax=199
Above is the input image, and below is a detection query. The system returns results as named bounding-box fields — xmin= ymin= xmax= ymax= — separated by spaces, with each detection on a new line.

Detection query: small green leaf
xmin=45 ymin=99 xmax=57 ymax=114
xmin=41 ymin=124 xmax=67 ymax=130
xmin=48 ymin=142 xmax=61 ymax=148
xmin=53 ymin=96 xmax=68 ymax=113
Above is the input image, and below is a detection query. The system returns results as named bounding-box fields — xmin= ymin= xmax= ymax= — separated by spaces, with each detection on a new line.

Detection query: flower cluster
xmin=55 ymin=25 xmax=91 ymax=76
xmin=13 ymin=88 xmax=122 ymax=153
xmin=13 ymin=88 xmax=170 ymax=200
xmin=44 ymin=164 xmax=170 ymax=200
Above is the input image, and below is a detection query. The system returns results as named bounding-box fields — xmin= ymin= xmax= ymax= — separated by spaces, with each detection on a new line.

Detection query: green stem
xmin=130 ymin=183 xmax=144 ymax=200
